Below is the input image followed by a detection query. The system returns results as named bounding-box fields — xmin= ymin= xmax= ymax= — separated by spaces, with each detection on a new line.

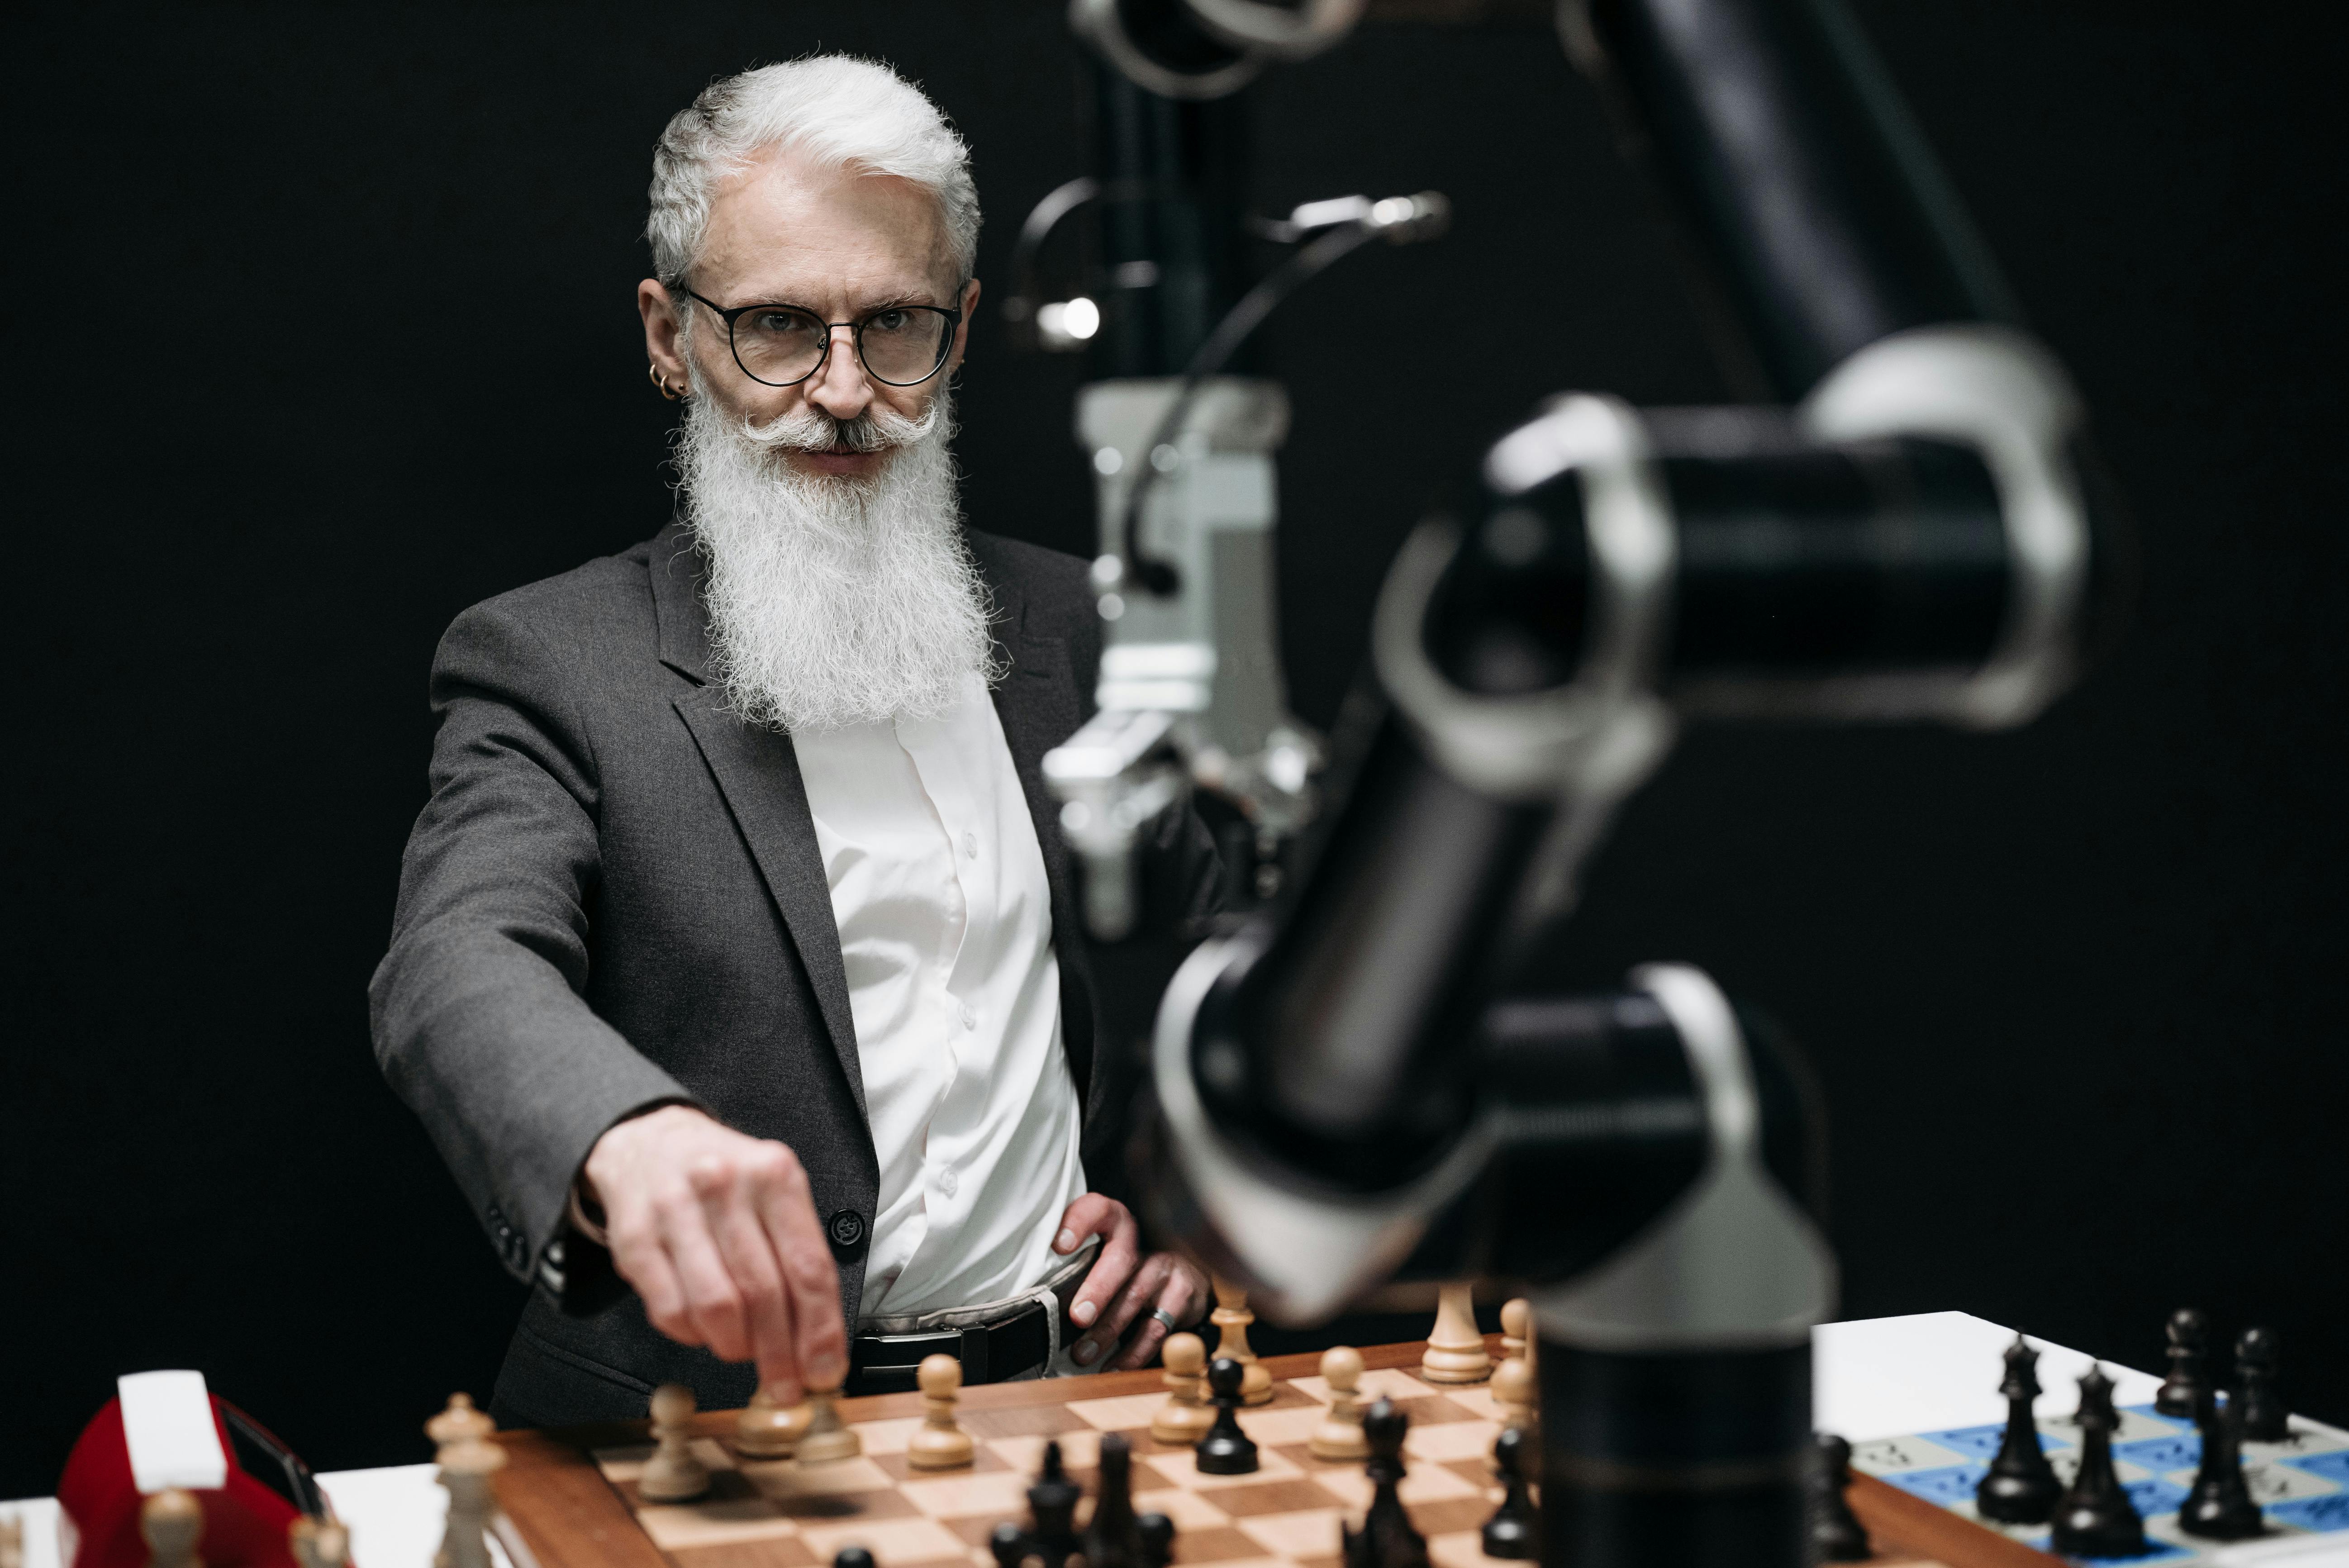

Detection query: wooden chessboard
xmin=485 ymin=1340 xmax=2059 ymax=1568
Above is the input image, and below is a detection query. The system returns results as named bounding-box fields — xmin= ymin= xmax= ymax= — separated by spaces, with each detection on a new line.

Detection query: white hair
xmin=647 ymin=56 xmax=980 ymax=299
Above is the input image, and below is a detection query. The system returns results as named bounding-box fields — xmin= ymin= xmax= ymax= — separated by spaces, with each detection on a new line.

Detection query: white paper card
xmin=118 ymin=1372 xmax=228 ymax=1493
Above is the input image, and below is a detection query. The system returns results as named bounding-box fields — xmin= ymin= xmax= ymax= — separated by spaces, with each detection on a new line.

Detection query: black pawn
xmin=2236 ymin=1327 xmax=2289 ymax=1443
xmin=2178 ymin=1391 xmax=2264 ymax=1541
xmin=1137 ymin=1513 xmax=1174 ymax=1568
xmin=989 ymin=1523 xmax=1032 ymax=1568
xmin=1028 ymin=1440 xmax=1083 ymax=1568
xmin=1808 ymin=1434 xmax=1872 ymax=1562
xmin=2156 ymin=1308 xmax=2210 ymax=1419
xmin=1195 ymin=1357 xmax=1260 ymax=1475
xmin=1342 ymin=1398 xmax=1428 ymax=1568
xmin=1977 ymin=1334 xmax=2064 ymax=1525
xmin=835 ymin=1551 xmax=876 ymax=1568
xmin=1480 ymin=1426 xmax=1539 ymax=1561
xmin=2050 ymin=1365 xmax=2146 ymax=1559
xmin=1085 ymin=1434 xmax=1144 ymax=1568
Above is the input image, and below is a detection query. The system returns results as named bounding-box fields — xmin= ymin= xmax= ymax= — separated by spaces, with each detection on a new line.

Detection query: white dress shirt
xmin=792 ymin=670 xmax=1088 ymax=1322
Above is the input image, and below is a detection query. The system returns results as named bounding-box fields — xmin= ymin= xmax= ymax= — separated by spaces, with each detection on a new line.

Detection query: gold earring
xmin=648 ymin=362 xmax=683 ymax=401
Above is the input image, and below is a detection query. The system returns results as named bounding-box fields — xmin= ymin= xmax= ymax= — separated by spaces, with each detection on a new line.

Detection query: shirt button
xmin=939 ymin=1168 xmax=959 ymax=1197
xmin=961 ymin=1003 xmax=977 ymax=1030
xmin=962 ymin=832 xmax=979 ymax=859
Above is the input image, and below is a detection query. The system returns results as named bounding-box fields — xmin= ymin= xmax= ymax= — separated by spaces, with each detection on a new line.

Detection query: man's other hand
xmin=581 ymin=1105 xmax=848 ymax=1402
xmin=1055 ymin=1193 xmax=1209 ymax=1371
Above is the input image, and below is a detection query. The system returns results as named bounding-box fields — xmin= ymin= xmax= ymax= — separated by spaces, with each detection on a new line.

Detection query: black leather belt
xmin=846 ymin=1298 xmax=1054 ymax=1396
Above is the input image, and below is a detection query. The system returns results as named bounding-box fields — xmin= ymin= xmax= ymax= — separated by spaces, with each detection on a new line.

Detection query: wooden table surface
xmin=486 ymin=1338 xmax=2055 ymax=1568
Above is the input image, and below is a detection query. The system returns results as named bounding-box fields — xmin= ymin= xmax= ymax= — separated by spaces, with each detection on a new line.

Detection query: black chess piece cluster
xmin=1342 ymin=1399 xmax=1428 ymax=1568
xmin=1807 ymin=1434 xmax=1872 ymax=1562
xmin=1976 ymin=1334 xmax=2063 ymax=1525
xmin=986 ymin=1438 xmax=1174 ymax=1568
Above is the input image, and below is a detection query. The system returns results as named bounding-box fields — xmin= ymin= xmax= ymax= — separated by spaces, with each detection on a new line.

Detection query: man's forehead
xmin=696 ymin=146 xmax=954 ymax=305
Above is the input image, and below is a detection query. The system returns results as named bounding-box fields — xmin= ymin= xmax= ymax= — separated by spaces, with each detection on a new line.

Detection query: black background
xmin=5 ymin=0 xmax=2345 ymax=1495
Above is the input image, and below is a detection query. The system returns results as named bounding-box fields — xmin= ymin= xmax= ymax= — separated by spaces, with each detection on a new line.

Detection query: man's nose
xmin=803 ymin=324 xmax=873 ymax=422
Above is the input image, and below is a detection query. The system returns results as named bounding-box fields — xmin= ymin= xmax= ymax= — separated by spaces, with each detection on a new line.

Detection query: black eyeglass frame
xmin=678 ymin=285 xmax=966 ymax=389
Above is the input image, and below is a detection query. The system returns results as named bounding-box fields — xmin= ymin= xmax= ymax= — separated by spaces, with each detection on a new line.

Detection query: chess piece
xmin=989 ymin=1521 xmax=1033 ymax=1568
xmin=737 ymin=1381 xmax=812 ymax=1459
xmin=2178 ymin=1391 xmax=2264 ymax=1540
xmin=2236 ymin=1326 xmax=2288 ymax=1442
xmin=1311 ymin=1345 xmax=1372 ymax=1462
xmin=434 ymin=1424 xmax=506 ymax=1568
xmin=1976 ymin=1333 xmax=2062 ymax=1524
xmin=1027 ymin=1440 xmax=1083 ymax=1568
xmin=834 ymin=1549 xmax=876 ymax=1568
xmin=795 ymin=1373 xmax=862 ymax=1463
xmin=2157 ymin=1308 xmax=2210 ymax=1419
xmin=426 ymin=1392 xmax=495 ymax=1459
xmin=1085 ymin=1433 xmax=1145 ymax=1568
xmin=2050 ymin=1365 xmax=2146 ymax=1558
xmin=907 ymin=1354 xmax=975 ymax=1470
xmin=142 ymin=1490 xmax=203 ymax=1568
xmin=1499 ymin=1297 xmax=1530 ymax=1362
xmin=1341 ymin=1399 xmax=1428 ymax=1568
xmin=1209 ymin=1277 xmax=1274 ymax=1405
xmin=1137 ymin=1513 xmax=1175 ymax=1568
xmin=1419 ymin=1282 xmax=1491 ymax=1384
xmin=638 ymin=1383 xmax=712 ymax=1502
xmin=1807 ymin=1434 xmax=1871 ymax=1562
xmin=1480 ymin=1426 xmax=1539 ymax=1560
xmin=1151 ymin=1332 xmax=1216 ymax=1445
xmin=1494 ymin=1352 xmax=1531 ymax=1455
xmin=1195 ymin=1357 xmax=1260 ymax=1475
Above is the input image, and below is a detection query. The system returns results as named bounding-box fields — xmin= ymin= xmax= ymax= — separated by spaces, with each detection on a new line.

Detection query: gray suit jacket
xmin=370 ymin=521 xmax=1215 ymax=1427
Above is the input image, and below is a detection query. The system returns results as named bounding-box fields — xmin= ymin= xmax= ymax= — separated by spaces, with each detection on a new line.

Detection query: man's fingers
xmin=1109 ymin=1260 xmax=1206 ymax=1371
xmin=609 ymin=1213 xmax=698 ymax=1346
xmin=1065 ymin=1198 xmax=1141 ymax=1333
xmin=750 ymin=1147 xmax=846 ymax=1396
xmin=704 ymin=1168 xmax=797 ymax=1385
xmin=659 ymin=1192 xmax=754 ymax=1363
xmin=1073 ymin=1252 xmax=1169 ymax=1368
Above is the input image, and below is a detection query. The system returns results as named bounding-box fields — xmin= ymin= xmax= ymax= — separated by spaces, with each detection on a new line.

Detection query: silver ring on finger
xmin=1149 ymin=1307 xmax=1181 ymax=1334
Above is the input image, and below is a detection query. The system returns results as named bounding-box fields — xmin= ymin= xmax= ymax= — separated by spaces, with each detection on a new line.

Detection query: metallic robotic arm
xmin=1032 ymin=2 xmax=2123 ymax=1563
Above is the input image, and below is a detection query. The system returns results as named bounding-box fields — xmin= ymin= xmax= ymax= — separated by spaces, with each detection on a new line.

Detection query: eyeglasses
xmin=679 ymin=287 xmax=963 ymax=389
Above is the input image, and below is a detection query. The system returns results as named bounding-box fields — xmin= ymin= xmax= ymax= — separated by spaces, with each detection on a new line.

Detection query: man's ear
xmin=946 ymin=277 xmax=982 ymax=375
xmin=639 ymin=279 xmax=689 ymax=390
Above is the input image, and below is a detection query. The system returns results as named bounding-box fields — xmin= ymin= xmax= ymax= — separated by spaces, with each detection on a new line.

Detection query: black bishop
xmin=1976 ymin=1334 xmax=2063 ymax=1525
xmin=2050 ymin=1365 xmax=2146 ymax=1559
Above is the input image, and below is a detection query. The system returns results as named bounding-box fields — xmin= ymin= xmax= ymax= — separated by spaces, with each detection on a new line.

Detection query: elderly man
xmin=371 ymin=56 xmax=1217 ymax=1425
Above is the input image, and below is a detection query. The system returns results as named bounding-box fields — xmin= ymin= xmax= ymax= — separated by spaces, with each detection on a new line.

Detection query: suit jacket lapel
xmin=651 ymin=524 xmax=867 ymax=1128
xmin=978 ymin=565 xmax=1100 ymax=1117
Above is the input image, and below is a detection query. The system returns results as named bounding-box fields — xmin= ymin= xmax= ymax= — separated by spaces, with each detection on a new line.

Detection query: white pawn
xmin=1421 ymin=1281 xmax=1492 ymax=1384
xmin=1210 ymin=1276 xmax=1274 ymax=1406
xmin=1151 ymin=1332 xmax=1217 ymax=1445
xmin=637 ymin=1383 xmax=711 ymax=1502
xmin=1310 ymin=1346 xmax=1371 ymax=1462
xmin=795 ymin=1371 xmax=862 ymax=1463
xmin=907 ymin=1354 xmax=975 ymax=1470
xmin=142 ymin=1491 xmax=202 ymax=1568
xmin=435 ymin=1431 xmax=507 ymax=1568
xmin=737 ymin=1381 xmax=812 ymax=1459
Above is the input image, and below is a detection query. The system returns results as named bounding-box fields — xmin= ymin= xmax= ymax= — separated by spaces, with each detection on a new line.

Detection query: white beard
xmin=676 ymin=386 xmax=999 ymax=733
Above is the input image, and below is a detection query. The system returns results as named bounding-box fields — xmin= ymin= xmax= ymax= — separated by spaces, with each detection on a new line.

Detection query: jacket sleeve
xmin=368 ymin=596 xmax=692 ymax=1299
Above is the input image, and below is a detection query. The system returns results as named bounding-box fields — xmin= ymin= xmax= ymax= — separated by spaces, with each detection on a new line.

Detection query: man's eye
xmin=749 ymin=311 xmax=817 ymax=337
xmin=870 ymin=309 xmax=911 ymax=333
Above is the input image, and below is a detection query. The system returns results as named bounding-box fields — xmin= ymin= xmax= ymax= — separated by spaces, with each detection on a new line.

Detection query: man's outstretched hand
xmin=1055 ymin=1192 xmax=1209 ymax=1371
xmin=581 ymin=1105 xmax=848 ymax=1404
